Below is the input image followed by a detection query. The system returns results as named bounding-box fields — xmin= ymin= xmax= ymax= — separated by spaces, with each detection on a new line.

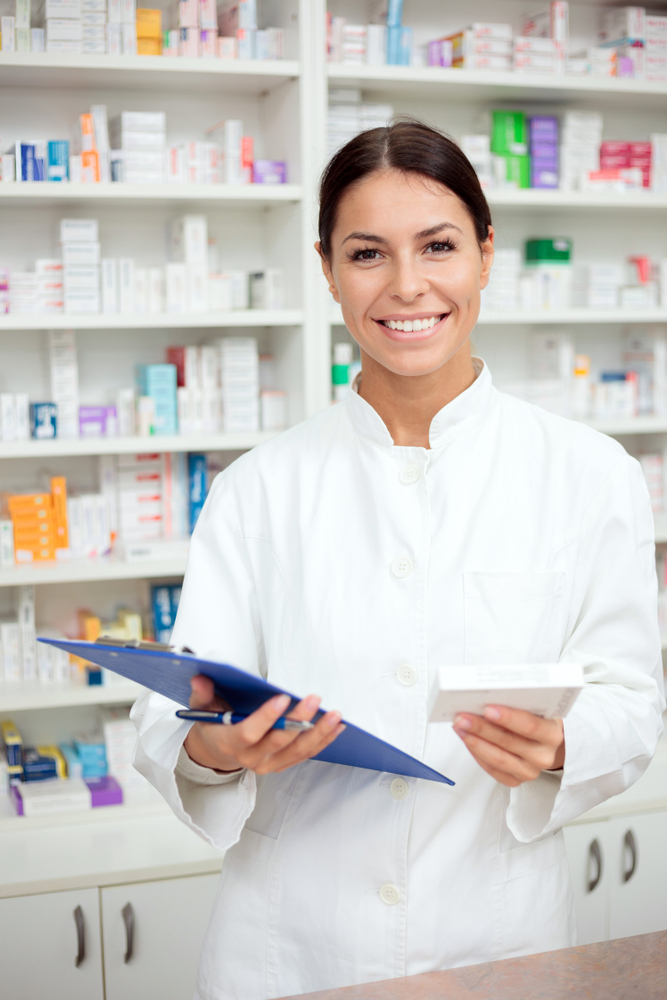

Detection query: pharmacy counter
xmin=0 ymin=795 xmax=224 ymax=899
xmin=277 ymin=930 xmax=667 ymax=1000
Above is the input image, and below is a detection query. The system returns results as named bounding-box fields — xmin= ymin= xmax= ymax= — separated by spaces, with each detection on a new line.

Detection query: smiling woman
xmin=132 ymin=119 xmax=664 ymax=1000
xmin=317 ymin=120 xmax=495 ymax=447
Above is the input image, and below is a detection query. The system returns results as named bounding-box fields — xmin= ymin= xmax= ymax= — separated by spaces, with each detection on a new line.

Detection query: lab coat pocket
xmin=464 ymin=571 xmax=565 ymax=665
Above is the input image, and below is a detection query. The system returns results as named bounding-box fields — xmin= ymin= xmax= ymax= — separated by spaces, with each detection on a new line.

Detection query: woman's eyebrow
xmin=341 ymin=221 xmax=464 ymax=247
xmin=415 ymin=222 xmax=464 ymax=239
xmin=341 ymin=231 xmax=388 ymax=246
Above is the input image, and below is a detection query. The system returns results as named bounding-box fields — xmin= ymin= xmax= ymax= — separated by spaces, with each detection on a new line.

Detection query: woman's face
xmin=319 ymin=168 xmax=494 ymax=378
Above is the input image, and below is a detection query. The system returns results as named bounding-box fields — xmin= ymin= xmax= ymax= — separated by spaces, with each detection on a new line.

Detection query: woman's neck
xmin=357 ymin=345 xmax=477 ymax=448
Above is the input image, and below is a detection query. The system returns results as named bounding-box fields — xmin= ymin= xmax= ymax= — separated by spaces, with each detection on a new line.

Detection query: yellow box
xmin=137 ymin=36 xmax=162 ymax=54
xmin=136 ymin=8 xmax=162 ymax=37
xmin=37 ymin=746 xmax=67 ymax=779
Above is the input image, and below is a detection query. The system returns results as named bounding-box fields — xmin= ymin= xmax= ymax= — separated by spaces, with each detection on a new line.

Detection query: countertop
xmin=277 ymin=931 xmax=667 ymax=1000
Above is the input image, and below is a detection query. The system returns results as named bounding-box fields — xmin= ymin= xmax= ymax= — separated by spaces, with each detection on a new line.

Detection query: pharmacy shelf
xmin=0 ymin=679 xmax=145 ymax=713
xmin=587 ymin=416 xmax=667 ymax=436
xmin=330 ymin=305 xmax=667 ymax=327
xmin=328 ymin=63 xmax=667 ymax=109
xmin=0 ymin=556 xmax=187 ymax=588
xmin=0 ymin=309 xmax=303 ymax=332
xmin=487 ymin=190 xmax=667 ymax=211
xmin=655 ymin=517 xmax=667 ymax=545
xmin=0 ymin=182 xmax=301 ymax=207
xmin=0 ymin=430 xmax=276 ymax=459
xmin=477 ymin=308 xmax=667 ymax=325
xmin=0 ymin=52 xmax=300 ymax=94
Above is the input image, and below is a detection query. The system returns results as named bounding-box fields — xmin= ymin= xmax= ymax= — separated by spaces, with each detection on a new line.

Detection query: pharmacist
xmin=133 ymin=121 xmax=665 ymax=1000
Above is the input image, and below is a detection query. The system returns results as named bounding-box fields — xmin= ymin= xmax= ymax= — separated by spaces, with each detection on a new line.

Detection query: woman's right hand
xmin=183 ymin=674 xmax=345 ymax=775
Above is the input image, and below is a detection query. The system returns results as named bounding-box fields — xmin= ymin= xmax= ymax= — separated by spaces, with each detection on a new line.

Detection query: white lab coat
xmin=132 ymin=359 xmax=664 ymax=1000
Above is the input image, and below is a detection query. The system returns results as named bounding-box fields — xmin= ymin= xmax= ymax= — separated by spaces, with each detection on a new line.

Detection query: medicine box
xmin=60 ymin=218 xmax=99 ymax=243
xmin=428 ymin=663 xmax=584 ymax=723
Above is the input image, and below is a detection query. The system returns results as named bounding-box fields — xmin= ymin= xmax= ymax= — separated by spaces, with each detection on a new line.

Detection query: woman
xmin=133 ymin=121 xmax=664 ymax=1000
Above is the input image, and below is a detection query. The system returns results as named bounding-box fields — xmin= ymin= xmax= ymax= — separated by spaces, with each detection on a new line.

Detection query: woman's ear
xmin=479 ymin=226 xmax=495 ymax=291
xmin=315 ymin=242 xmax=340 ymax=301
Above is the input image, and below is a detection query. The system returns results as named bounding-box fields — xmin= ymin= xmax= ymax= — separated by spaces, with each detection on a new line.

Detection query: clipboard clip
xmin=97 ymin=636 xmax=195 ymax=655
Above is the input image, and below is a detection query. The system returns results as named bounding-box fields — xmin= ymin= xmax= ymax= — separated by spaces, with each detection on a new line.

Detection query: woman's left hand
xmin=453 ymin=706 xmax=565 ymax=787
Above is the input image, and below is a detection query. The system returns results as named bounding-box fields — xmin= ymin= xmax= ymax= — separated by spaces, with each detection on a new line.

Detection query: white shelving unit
xmin=0 ymin=679 xmax=145 ymax=712
xmin=0 ymin=309 xmax=302 ymax=331
xmin=1 ymin=0 xmax=666 ymax=726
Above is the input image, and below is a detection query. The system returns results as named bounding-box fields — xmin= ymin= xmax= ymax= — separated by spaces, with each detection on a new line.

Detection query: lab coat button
xmin=379 ymin=884 xmax=401 ymax=905
xmin=391 ymin=557 xmax=413 ymax=578
xmin=390 ymin=778 xmax=409 ymax=800
xmin=399 ymin=465 xmax=420 ymax=485
xmin=397 ymin=664 xmax=418 ymax=686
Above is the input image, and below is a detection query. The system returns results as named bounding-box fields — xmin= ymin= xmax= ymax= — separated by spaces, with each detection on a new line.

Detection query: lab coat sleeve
xmin=131 ymin=471 xmax=262 ymax=851
xmin=507 ymin=453 xmax=666 ymax=843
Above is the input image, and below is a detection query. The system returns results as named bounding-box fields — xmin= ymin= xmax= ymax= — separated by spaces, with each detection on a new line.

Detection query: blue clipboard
xmin=39 ymin=639 xmax=454 ymax=786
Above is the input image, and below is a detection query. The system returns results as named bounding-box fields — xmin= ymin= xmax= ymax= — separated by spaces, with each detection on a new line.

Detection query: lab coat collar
xmin=347 ymin=356 xmax=495 ymax=450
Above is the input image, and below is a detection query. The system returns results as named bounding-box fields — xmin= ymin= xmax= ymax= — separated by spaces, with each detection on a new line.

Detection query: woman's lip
xmin=372 ymin=314 xmax=450 ymax=342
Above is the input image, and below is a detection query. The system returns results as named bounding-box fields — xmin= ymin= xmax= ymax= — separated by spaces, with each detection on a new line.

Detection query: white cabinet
xmin=565 ymin=807 xmax=667 ymax=945
xmin=563 ymin=820 xmax=611 ymax=945
xmin=608 ymin=812 xmax=667 ymax=941
xmin=0 ymin=887 xmax=104 ymax=1000
xmin=101 ymin=872 xmax=220 ymax=1000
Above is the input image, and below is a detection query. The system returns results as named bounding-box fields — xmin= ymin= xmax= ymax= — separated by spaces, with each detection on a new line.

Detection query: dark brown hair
xmin=318 ymin=118 xmax=492 ymax=258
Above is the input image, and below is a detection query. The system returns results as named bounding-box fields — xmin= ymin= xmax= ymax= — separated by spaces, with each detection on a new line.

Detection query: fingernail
xmin=454 ymin=715 xmax=472 ymax=730
xmin=304 ymin=694 xmax=321 ymax=711
xmin=327 ymin=712 xmax=342 ymax=729
xmin=274 ymin=695 xmax=290 ymax=711
xmin=484 ymin=707 xmax=501 ymax=721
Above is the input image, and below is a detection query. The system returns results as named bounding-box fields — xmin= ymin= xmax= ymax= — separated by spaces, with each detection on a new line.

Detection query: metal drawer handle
xmin=623 ymin=829 xmax=637 ymax=883
xmin=73 ymin=905 xmax=85 ymax=967
xmin=586 ymin=838 xmax=603 ymax=893
xmin=122 ymin=902 xmax=135 ymax=963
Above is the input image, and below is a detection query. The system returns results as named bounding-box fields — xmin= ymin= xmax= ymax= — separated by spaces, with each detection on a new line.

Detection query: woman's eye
xmin=426 ymin=241 xmax=455 ymax=254
xmin=352 ymin=249 xmax=381 ymax=261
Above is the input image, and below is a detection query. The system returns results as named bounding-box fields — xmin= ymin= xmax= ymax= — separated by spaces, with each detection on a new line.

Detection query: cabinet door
xmin=608 ymin=811 xmax=667 ymax=940
xmin=563 ymin=820 xmax=610 ymax=944
xmin=0 ymin=887 xmax=104 ymax=1000
xmin=101 ymin=872 xmax=220 ymax=1000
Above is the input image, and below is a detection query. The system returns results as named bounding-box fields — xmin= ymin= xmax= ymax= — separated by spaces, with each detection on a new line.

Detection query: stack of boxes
xmin=167 ymin=213 xmax=208 ymax=311
xmin=529 ymin=115 xmax=559 ymax=188
xmin=100 ymin=708 xmax=149 ymax=792
xmin=4 ymin=476 xmax=69 ymax=564
xmin=599 ymin=140 xmax=652 ymax=188
xmin=490 ymin=110 xmax=529 ymax=189
xmin=115 ymin=452 xmax=164 ymax=542
xmin=559 ymin=110 xmax=602 ymax=190
xmin=448 ymin=23 xmax=512 ymax=71
xmin=219 ymin=336 xmax=259 ymax=432
xmin=327 ymin=90 xmax=394 ymax=159
xmin=67 ymin=489 xmax=112 ymax=557
xmin=327 ymin=2 xmax=412 ymax=66
xmin=109 ymin=111 xmax=166 ymax=185
xmin=598 ymin=6 xmax=647 ymax=80
xmin=135 ymin=5 xmax=160 ymax=54
xmin=61 ymin=218 xmax=100 ymax=315
xmin=522 ymin=238 xmax=573 ymax=310
xmin=481 ymin=248 xmax=521 ymax=312
xmin=573 ymin=263 xmax=624 ymax=309
xmin=44 ymin=0 xmax=83 ymax=54
xmin=49 ymin=328 xmax=80 ymax=437
xmin=81 ymin=0 xmax=107 ymax=55
xmin=520 ymin=1 xmax=568 ymax=74
xmin=0 ymin=393 xmax=29 ymax=441
xmin=646 ymin=12 xmax=667 ymax=82
xmin=168 ymin=344 xmax=220 ymax=434
xmin=135 ymin=363 xmax=178 ymax=435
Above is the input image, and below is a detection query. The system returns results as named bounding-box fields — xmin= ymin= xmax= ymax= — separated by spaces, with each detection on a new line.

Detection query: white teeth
xmin=382 ymin=315 xmax=442 ymax=330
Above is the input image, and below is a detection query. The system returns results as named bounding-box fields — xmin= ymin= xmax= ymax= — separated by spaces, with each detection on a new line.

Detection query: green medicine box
xmin=491 ymin=110 xmax=528 ymax=156
xmin=495 ymin=152 xmax=530 ymax=189
xmin=525 ymin=238 xmax=572 ymax=263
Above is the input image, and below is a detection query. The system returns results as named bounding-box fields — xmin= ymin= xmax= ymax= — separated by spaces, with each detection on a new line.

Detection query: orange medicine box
xmin=137 ymin=37 xmax=162 ymax=54
xmin=51 ymin=476 xmax=69 ymax=548
xmin=15 ymin=545 xmax=57 ymax=562
xmin=81 ymin=150 xmax=100 ymax=183
xmin=6 ymin=493 xmax=53 ymax=513
xmin=136 ymin=8 xmax=162 ymax=38
xmin=79 ymin=113 xmax=96 ymax=151
xmin=13 ymin=526 xmax=57 ymax=546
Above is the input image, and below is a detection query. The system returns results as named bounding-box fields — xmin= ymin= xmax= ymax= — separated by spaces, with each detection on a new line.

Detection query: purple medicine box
xmin=427 ymin=38 xmax=453 ymax=66
xmin=86 ymin=775 xmax=123 ymax=807
xmin=253 ymin=160 xmax=287 ymax=184
xmin=529 ymin=115 xmax=559 ymax=143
